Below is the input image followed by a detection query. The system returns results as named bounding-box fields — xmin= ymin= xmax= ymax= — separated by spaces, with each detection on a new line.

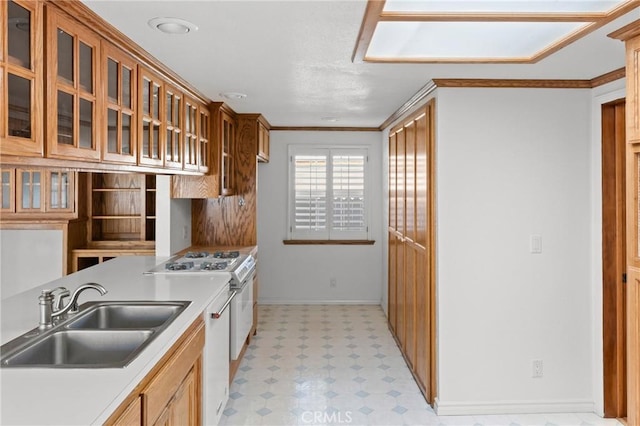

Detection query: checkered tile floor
xmin=219 ymin=305 xmax=620 ymax=426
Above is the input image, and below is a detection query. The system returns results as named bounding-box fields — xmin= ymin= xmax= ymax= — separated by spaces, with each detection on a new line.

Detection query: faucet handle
xmin=52 ymin=287 xmax=70 ymax=312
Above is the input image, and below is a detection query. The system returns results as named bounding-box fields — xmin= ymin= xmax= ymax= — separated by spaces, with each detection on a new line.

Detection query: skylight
xmin=353 ymin=0 xmax=638 ymax=63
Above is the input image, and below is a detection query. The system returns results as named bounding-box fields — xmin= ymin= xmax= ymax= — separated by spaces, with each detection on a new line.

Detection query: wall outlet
xmin=182 ymin=225 xmax=189 ymax=240
xmin=330 ymin=278 xmax=337 ymax=288
xmin=532 ymin=359 xmax=543 ymax=378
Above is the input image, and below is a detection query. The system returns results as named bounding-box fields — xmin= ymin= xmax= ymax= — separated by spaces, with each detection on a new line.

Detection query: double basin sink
xmin=0 ymin=301 xmax=190 ymax=368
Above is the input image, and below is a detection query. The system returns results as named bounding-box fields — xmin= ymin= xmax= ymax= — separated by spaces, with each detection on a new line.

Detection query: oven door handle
xmin=211 ymin=290 xmax=237 ymax=319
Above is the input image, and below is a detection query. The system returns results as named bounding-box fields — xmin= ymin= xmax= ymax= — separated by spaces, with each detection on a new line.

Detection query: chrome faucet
xmin=38 ymin=283 xmax=107 ymax=329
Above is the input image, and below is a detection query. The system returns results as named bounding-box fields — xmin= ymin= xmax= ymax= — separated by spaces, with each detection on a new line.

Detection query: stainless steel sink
xmin=0 ymin=300 xmax=190 ymax=368
xmin=2 ymin=330 xmax=153 ymax=367
xmin=66 ymin=302 xmax=187 ymax=330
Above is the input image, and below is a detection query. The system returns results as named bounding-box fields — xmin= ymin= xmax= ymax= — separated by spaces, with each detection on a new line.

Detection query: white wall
xmin=589 ymin=79 xmax=626 ymax=416
xmin=0 ymin=229 xmax=63 ymax=299
xmin=155 ymin=175 xmax=192 ymax=257
xmin=257 ymin=131 xmax=383 ymax=304
xmin=434 ymin=88 xmax=594 ymax=414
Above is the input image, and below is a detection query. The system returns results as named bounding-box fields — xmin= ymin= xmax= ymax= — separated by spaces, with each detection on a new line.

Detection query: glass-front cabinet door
xmin=46 ymin=170 xmax=74 ymax=213
xmin=139 ymin=67 xmax=164 ymax=167
xmin=0 ymin=169 xmax=15 ymax=212
xmin=164 ymin=83 xmax=183 ymax=169
xmin=15 ymin=169 xmax=43 ymax=213
xmin=1 ymin=0 xmax=43 ymax=157
xmin=46 ymin=8 xmax=100 ymax=161
xmin=184 ymin=97 xmax=199 ymax=171
xmin=198 ymin=104 xmax=210 ymax=173
xmin=102 ymin=42 xmax=136 ymax=164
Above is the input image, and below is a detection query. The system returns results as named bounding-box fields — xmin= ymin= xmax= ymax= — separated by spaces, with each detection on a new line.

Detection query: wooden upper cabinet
xmin=138 ymin=67 xmax=164 ymax=168
xmin=164 ymin=83 xmax=183 ymax=170
xmin=45 ymin=7 xmax=101 ymax=161
xmin=1 ymin=0 xmax=44 ymax=157
xmin=183 ymin=96 xmax=198 ymax=172
xmin=257 ymin=119 xmax=270 ymax=163
xmin=102 ymin=42 xmax=137 ymax=164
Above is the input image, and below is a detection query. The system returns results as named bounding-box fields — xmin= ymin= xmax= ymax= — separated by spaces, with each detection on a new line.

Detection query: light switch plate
xmin=530 ymin=235 xmax=542 ymax=254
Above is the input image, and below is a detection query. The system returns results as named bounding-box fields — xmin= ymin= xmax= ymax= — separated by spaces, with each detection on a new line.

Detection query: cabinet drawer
xmin=143 ymin=319 xmax=204 ymax=425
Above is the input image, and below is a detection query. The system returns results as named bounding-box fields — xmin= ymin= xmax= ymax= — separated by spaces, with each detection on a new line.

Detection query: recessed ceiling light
xmin=220 ymin=92 xmax=248 ymax=100
xmin=148 ymin=17 xmax=198 ymax=35
xmin=321 ymin=116 xmax=339 ymax=122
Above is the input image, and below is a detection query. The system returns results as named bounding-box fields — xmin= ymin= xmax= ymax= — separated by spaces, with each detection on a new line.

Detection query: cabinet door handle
xmin=211 ymin=290 xmax=237 ymax=319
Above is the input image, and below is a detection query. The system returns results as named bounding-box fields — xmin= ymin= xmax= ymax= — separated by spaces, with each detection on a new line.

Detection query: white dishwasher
xmin=204 ymin=282 xmax=234 ymax=426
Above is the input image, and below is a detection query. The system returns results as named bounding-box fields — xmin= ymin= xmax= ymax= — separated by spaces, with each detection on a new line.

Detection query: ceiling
xmin=82 ymin=1 xmax=640 ymax=128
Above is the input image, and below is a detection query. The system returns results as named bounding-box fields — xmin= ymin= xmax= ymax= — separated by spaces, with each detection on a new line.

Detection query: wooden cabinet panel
xmin=112 ymin=397 xmax=141 ymax=426
xmin=46 ymin=6 xmax=101 ymax=161
xmin=257 ymin=120 xmax=270 ymax=162
xmin=169 ymin=367 xmax=199 ymax=426
xmin=388 ymin=232 xmax=397 ymax=333
xmin=1 ymin=0 xmax=44 ymax=157
xmin=387 ymin=101 xmax=436 ymax=405
xmin=143 ymin=321 xmax=204 ymax=425
xmin=102 ymin=42 xmax=137 ymax=164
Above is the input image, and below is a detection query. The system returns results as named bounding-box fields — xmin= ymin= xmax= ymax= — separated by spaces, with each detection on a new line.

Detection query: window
xmin=288 ymin=146 xmax=370 ymax=241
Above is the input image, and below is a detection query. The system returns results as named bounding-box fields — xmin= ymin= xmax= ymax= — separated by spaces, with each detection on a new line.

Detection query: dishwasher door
xmin=204 ymin=284 xmax=233 ymax=425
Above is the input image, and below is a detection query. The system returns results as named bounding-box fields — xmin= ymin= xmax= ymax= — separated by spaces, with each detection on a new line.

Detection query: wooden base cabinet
xmin=387 ymin=101 xmax=436 ymax=404
xmin=106 ymin=317 xmax=204 ymax=426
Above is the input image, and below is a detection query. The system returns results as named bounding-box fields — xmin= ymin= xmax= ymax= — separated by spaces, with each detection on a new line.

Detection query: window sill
xmin=283 ymin=240 xmax=375 ymax=245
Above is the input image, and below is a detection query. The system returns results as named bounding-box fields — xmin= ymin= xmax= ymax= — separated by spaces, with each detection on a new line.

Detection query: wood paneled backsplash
xmin=192 ymin=116 xmax=259 ymax=246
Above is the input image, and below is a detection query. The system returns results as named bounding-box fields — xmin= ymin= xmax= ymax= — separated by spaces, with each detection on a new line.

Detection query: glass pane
xmin=57 ymin=91 xmax=73 ymax=145
xmin=8 ymin=1 xmax=31 ymax=68
xmin=152 ymin=84 xmax=159 ymax=119
xmin=79 ymin=99 xmax=93 ymax=149
xmin=152 ymin=124 xmax=160 ymax=158
xmin=32 ymin=172 xmax=40 ymax=209
xmin=185 ymin=105 xmax=191 ymax=133
xmin=107 ymin=58 xmax=118 ymax=101
xmin=185 ymin=136 xmax=191 ymax=163
xmin=8 ymin=74 xmax=31 ymax=138
xmin=142 ymin=78 xmax=150 ymax=115
xmin=107 ymin=109 xmax=118 ymax=153
xmin=122 ymin=67 xmax=132 ymax=109
xmin=166 ymin=130 xmax=172 ymax=158
xmin=122 ymin=113 xmax=131 ymax=155
xmin=79 ymin=42 xmax=93 ymax=92
xmin=21 ymin=171 xmax=31 ymax=209
xmin=57 ymin=29 xmax=73 ymax=83
xmin=174 ymin=135 xmax=180 ymax=161
xmin=142 ymin=121 xmax=150 ymax=158
xmin=50 ymin=172 xmax=59 ymax=209
xmin=2 ymin=172 xmax=11 ymax=209
xmin=166 ymin=93 xmax=173 ymax=124
xmin=223 ymin=121 xmax=229 ymax=152
xmin=61 ymin=172 xmax=69 ymax=208
xmin=174 ymin=99 xmax=180 ymax=126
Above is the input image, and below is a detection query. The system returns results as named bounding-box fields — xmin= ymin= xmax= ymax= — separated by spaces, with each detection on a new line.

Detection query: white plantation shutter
xmin=289 ymin=146 xmax=369 ymax=240
xmin=294 ymin=154 xmax=327 ymax=232
xmin=332 ymin=152 xmax=365 ymax=234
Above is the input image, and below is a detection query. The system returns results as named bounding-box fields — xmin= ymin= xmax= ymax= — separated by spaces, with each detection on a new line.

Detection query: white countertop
xmin=0 ymin=256 xmax=231 ymax=425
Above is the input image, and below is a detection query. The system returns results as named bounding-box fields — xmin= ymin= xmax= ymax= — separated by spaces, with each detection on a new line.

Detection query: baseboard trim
xmin=258 ymin=299 xmax=382 ymax=305
xmin=434 ymin=398 xmax=595 ymax=416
